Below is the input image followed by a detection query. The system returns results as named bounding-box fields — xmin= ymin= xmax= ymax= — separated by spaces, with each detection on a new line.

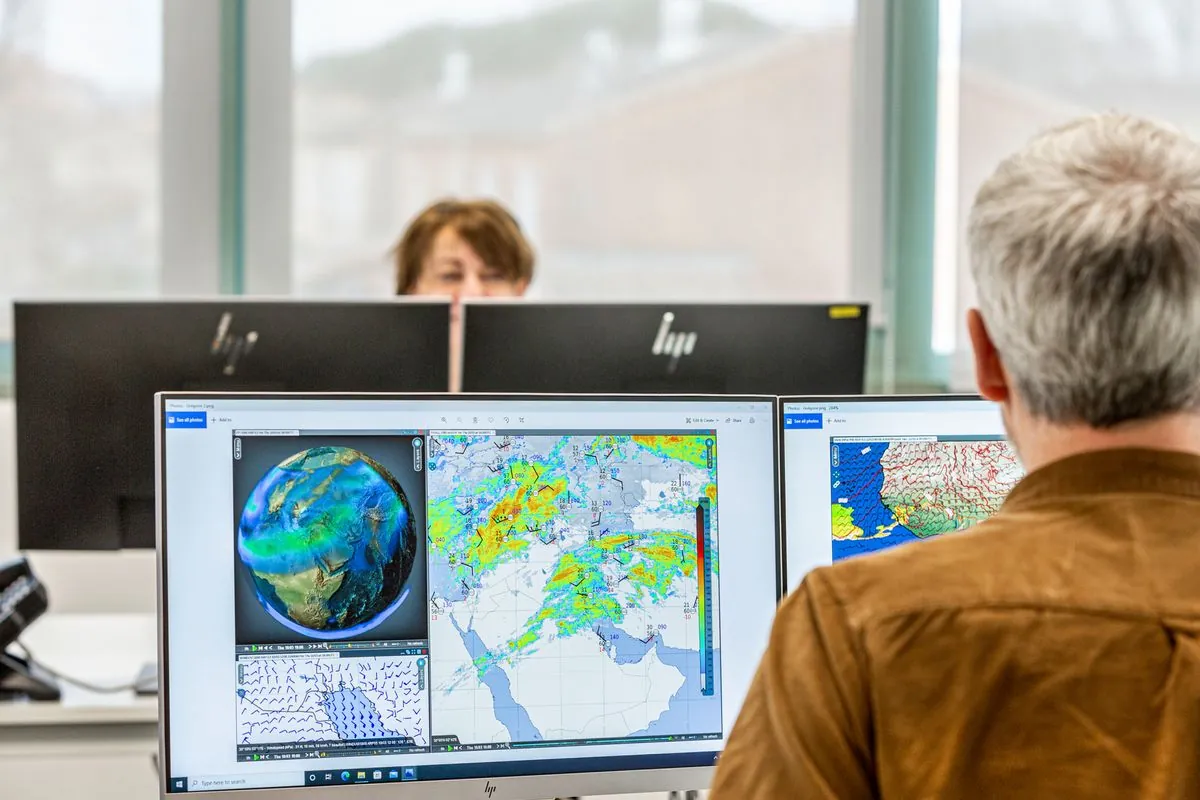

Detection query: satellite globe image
xmin=237 ymin=446 xmax=418 ymax=639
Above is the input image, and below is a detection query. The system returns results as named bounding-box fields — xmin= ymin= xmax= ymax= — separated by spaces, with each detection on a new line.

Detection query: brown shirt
xmin=710 ymin=448 xmax=1200 ymax=799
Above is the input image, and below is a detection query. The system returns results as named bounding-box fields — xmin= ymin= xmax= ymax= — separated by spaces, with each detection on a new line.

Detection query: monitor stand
xmin=0 ymin=653 xmax=61 ymax=702
xmin=134 ymin=661 xmax=158 ymax=696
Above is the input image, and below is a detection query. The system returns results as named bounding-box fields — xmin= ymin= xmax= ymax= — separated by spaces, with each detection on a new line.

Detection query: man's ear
xmin=967 ymin=309 xmax=1010 ymax=403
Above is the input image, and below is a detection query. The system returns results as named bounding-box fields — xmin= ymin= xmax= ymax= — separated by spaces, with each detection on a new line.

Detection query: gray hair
xmin=968 ymin=113 xmax=1200 ymax=427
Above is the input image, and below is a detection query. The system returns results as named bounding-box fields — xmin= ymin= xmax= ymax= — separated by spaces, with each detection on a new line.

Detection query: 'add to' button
xmin=166 ymin=412 xmax=207 ymax=429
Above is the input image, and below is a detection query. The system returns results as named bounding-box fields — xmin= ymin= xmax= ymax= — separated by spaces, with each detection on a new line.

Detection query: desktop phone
xmin=0 ymin=556 xmax=58 ymax=701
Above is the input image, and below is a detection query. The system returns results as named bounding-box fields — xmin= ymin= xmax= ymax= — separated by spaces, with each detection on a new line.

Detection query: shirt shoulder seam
xmin=851 ymin=598 xmax=1200 ymax=628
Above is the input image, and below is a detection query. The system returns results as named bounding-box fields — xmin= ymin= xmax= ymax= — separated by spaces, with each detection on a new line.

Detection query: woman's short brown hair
xmin=393 ymin=199 xmax=535 ymax=295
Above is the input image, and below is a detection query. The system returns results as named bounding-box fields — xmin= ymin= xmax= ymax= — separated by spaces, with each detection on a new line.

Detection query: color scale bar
xmin=695 ymin=502 xmax=707 ymax=694
xmin=700 ymin=496 xmax=715 ymax=696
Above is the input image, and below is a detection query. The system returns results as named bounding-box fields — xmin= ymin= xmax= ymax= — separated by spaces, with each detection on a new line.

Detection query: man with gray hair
xmin=709 ymin=113 xmax=1200 ymax=798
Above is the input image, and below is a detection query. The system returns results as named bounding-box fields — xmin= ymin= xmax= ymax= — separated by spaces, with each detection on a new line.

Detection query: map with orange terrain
xmin=830 ymin=437 xmax=1022 ymax=561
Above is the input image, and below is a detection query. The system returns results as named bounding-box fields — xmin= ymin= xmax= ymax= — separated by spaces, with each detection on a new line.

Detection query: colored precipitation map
xmin=830 ymin=438 xmax=1022 ymax=560
xmin=426 ymin=433 xmax=721 ymax=746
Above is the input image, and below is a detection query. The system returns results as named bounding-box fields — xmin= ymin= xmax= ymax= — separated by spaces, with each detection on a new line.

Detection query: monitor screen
xmin=780 ymin=396 xmax=1022 ymax=590
xmin=15 ymin=299 xmax=450 ymax=550
xmin=158 ymin=393 xmax=781 ymax=798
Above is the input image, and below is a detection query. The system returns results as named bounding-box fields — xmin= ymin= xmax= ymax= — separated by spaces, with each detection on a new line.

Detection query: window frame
xmin=162 ymin=0 xmax=227 ymax=295
xmin=0 ymin=0 xmax=227 ymax=395
xmin=243 ymin=0 xmax=940 ymax=393
xmin=1 ymin=1 xmax=954 ymax=398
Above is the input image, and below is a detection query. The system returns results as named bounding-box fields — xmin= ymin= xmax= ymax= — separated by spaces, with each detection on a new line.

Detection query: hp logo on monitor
xmin=211 ymin=312 xmax=259 ymax=376
xmin=651 ymin=312 xmax=697 ymax=373
xmin=482 ymin=780 xmax=498 ymax=797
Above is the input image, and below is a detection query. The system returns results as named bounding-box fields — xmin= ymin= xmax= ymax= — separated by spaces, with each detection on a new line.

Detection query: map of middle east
xmin=425 ymin=432 xmax=721 ymax=746
xmin=831 ymin=437 xmax=1022 ymax=560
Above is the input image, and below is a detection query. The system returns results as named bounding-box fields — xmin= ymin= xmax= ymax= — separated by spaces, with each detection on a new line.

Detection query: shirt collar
xmin=1003 ymin=447 xmax=1200 ymax=511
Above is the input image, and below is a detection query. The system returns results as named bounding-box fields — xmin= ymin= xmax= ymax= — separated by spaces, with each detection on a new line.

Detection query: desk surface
xmin=0 ymin=612 xmax=158 ymax=724
xmin=0 ymin=697 xmax=157 ymax=727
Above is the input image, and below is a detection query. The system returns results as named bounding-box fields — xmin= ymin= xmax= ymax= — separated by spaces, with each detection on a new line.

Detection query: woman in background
xmin=397 ymin=200 xmax=571 ymax=800
xmin=393 ymin=199 xmax=535 ymax=391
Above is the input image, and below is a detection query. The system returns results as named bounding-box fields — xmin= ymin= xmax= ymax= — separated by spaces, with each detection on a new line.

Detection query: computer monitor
xmin=779 ymin=395 xmax=1022 ymax=590
xmin=157 ymin=392 xmax=780 ymax=797
xmin=15 ymin=300 xmax=451 ymax=550
xmin=461 ymin=302 xmax=869 ymax=395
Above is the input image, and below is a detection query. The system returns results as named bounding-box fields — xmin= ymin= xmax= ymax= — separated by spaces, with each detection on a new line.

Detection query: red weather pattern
xmin=831 ymin=438 xmax=1022 ymax=561
xmin=879 ymin=441 xmax=1021 ymax=536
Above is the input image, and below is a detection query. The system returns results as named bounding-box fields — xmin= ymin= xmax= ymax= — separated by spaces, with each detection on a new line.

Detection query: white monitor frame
xmin=778 ymin=393 xmax=1010 ymax=589
xmin=156 ymin=392 xmax=782 ymax=799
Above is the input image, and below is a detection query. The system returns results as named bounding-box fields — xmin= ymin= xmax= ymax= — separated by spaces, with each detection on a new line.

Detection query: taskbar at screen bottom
xmin=239 ymin=731 xmax=720 ymax=762
xmin=169 ymin=750 xmax=720 ymax=793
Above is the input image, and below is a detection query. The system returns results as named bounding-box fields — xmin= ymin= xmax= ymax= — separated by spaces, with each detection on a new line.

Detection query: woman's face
xmin=409 ymin=225 xmax=528 ymax=300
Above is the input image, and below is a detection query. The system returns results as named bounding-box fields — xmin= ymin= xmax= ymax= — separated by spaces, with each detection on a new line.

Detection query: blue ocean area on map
xmin=831 ymin=441 xmax=920 ymax=560
xmin=323 ymin=687 xmax=390 ymax=740
xmin=453 ymin=616 xmax=544 ymax=741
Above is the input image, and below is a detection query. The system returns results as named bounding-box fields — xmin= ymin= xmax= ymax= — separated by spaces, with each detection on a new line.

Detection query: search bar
xmin=188 ymin=772 xmax=304 ymax=792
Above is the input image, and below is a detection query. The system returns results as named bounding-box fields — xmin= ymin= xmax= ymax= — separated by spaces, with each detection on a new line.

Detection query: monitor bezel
xmin=776 ymin=393 xmax=991 ymax=590
xmin=156 ymin=391 xmax=782 ymax=800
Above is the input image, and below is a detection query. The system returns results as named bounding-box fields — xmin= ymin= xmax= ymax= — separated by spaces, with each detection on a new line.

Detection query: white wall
xmin=0 ymin=398 xmax=157 ymax=614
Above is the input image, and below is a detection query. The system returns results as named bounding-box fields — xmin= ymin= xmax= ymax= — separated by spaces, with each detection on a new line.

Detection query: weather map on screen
xmin=229 ymin=434 xmax=433 ymax=764
xmin=830 ymin=436 xmax=1022 ymax=561
xmin=236 ymin=652 xmax=430 ymax=749
xmin=236 ymin=446 xmax=419 ymax=640
xmin=162 ymin=395 xmax=782 ymax=795
xmin=425 ymin=432 xmax=722 ymax=748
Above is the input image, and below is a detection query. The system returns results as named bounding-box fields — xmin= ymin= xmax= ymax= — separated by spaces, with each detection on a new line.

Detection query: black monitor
xmin=460 ymin=301 xmax=869 ymax=395
xmin=14 ymin=299 xmax=451 ymax=551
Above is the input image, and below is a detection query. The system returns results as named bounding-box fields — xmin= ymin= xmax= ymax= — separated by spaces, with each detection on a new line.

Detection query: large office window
xmin=0 ymin=0 xmax=161 ymax=347
xmin=292 ymin=0 xmax=857 ymax=301
xmin=940 ymin=0 xmax=1200 ymax=387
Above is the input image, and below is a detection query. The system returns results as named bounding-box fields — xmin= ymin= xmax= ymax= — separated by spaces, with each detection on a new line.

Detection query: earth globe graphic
xmin=237 ymin=446 xmax=417 ymax=639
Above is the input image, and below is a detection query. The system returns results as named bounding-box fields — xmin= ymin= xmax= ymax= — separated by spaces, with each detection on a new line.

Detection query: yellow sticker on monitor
xmin=829 ymin=305 xmax=862 ymax=319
